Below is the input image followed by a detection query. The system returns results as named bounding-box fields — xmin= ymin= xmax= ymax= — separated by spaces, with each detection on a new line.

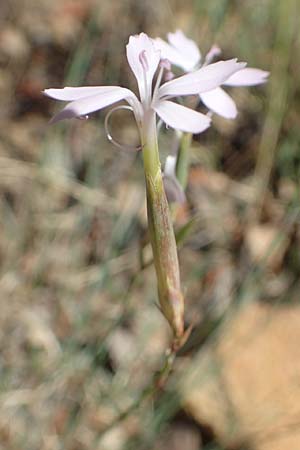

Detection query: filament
xmin=104 ymin=105 xmax=142 ymax=152
xmin=152 ymin=65 xmax=164 ymax=105
xmin=204 ymin=45 xmax=222 ymax=66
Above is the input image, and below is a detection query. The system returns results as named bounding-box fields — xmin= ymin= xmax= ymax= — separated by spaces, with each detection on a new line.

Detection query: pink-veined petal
xmin=154 ymin=100 xmax=211 ymax=133
xmin=126 ymin=33 xmax=160 ymax=102
xmin=43 ymin=86 xmax=117 ymax=101
xmin=158 ymin=59 xmax=246 ymax=98
xmin=224 ymin=68 xmax=269 ymax=86
xmin=48 ymin=87 xmax=139 ymax=124
xmin=200 ymin=87 xmax=237 ymax=119
xmin=167 ymin=30 xmax=201 ymax=68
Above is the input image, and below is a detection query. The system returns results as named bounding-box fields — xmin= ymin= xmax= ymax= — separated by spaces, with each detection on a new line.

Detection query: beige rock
xmin=0 ymin=26 xmax=30 ymax=60
xmin=182 ymin=302 xmax=300 ymax=450
xmin=245 ymin=224 xmax=289 ymax=270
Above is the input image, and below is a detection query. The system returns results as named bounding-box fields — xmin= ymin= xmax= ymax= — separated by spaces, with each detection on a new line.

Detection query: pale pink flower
xmin=163 ymin=155 xmax=186 ymax=204
xmin=44 ymin=33 xmax=246 ymax=134
xmin=155 ymin=30 xmax=269 ymax=119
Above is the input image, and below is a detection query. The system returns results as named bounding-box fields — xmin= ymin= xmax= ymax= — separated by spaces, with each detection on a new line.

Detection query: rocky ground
xmin=0 ymin=1 xmax=300 ymax=449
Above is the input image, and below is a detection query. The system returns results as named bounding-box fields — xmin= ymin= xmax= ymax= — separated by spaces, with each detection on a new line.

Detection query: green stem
xmin=141 ymin=112 xmax=161 ymax=179
xmin=140 ymin=111 xmax=184 ymax=339
xmin=176 ymin=132 xmax=192 ymax=190
xmin=93 ymin=348 xmax=177 ymax=444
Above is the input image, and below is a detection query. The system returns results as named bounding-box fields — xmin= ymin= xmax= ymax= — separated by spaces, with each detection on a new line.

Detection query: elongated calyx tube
xmin=140 ymin=111 xmax=184 ymax=339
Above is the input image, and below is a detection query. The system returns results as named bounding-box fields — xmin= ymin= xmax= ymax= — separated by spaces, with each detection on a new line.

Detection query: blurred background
xmin=0 ymin=0 xmax=300 ymax=449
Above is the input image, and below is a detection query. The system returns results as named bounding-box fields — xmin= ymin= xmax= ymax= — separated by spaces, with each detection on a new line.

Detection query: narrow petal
xmin=167 ymin=30 xmax=201 ymax=68
xmin=126 ymin=33 xmax=160 ymax=102
xmin=49 ymin=87 xmax=139 ymax=124
xmin=158 ymin=59 xmax=246 ymax=98
xmin=224 ymin=68 xmax=269 ymax=86
xmin=200 ymin=87 xmax=237 ymax=119
xmin=154 ymin=100 xmax=211 ymax=133
xmin=43 ymin=86 xmax=122 ymax=101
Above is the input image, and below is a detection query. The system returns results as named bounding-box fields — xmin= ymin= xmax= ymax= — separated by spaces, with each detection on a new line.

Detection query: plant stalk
xmin=141 ymin=111 xmax=184 ymax=339
xmin=175 ymin=131 xmax=192 ymax=190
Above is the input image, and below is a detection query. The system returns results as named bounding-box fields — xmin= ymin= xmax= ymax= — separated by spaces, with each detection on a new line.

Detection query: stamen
xmin=204 ymin=44 xmax=222 ymax=66
xmin=138 ymin=50 xmax=150 ymax=105
xmin=104 ymin=105 xmax=142 ymax=152
xmin=139 ymin=50 xmax=149 ymax=71
xmin=160 ymin=58 xmax=171 ymax=71
xmin=159 ymin=58 xmax=174 ymax=82
xmin=152 ymin=64 xmax=164 ymax=105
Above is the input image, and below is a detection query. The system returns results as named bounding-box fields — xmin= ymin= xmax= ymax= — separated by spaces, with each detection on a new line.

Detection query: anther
xmin=159 ymin=58 xmax=171 ymax=71
xmin=159 ymin=58 xmax=174 ymax=81
xmin=139 ymin=50 xmax=149 ymax=71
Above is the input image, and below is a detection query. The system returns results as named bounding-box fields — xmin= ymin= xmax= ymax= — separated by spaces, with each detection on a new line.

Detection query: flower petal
xmin=154 ymin=38 xmax=196 ymax=72
xmin=224 ymin=68 xmax=269 ymax=86
xmin=155 ymin=32 xmax=201 ymax=72
xmin=200 ymin=87 xmax=237 ymax=119
xmin=154 ymin=100 xmax=211 ymax=133
xmin=167 ymin=30 xmax=201 ymax=68
xmin=158 ymin=59 xmax=246 ymax=98
xmin=43 ymin=86 xmax=116 ymax=101
xmin=126 ymin=33 xmax=160 ymax=102
xmin=48 ymin=87 xmax=139 ymax=124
